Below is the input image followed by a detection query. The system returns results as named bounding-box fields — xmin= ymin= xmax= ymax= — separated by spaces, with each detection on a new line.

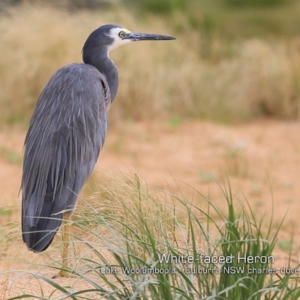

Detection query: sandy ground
xmin=0 ymin=119 xmax=300 ymax=298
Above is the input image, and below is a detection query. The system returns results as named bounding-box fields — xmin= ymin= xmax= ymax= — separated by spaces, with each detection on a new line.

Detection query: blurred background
xmin=1 ymin=0 xmax=300 ymax=125
xmin=1 ymin=0 xmax=300 ymax=210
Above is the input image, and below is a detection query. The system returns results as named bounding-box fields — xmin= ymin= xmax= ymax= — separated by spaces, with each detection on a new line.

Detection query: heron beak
xmin=126 ymin=32 xmax=176 ymax=41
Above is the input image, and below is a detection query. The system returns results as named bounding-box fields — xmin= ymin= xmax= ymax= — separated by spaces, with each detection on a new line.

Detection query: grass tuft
xmin=5 ymin=174 xmax=300 ymax=299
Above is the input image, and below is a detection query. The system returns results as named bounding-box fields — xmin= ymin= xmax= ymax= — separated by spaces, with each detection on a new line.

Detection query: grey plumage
xmin=22 ymin=65 xmax=109 ymax=251
xmin=21 ymin=24 xmax=175 ymax=252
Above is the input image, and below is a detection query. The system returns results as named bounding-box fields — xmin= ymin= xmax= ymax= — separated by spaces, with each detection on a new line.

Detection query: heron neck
xmin=83 ymin=50 xmax=119 ymax=102
xmin=97 ymin=55 xmax=119 ymax=102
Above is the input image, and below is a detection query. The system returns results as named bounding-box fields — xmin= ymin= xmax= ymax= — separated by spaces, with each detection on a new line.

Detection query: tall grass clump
xmin=6 ymin=174 xmax=300 ymax=299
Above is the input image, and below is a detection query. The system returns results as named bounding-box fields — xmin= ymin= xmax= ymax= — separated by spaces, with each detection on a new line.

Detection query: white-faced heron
xmin=21 ymin=24 xmax=175 ymax=276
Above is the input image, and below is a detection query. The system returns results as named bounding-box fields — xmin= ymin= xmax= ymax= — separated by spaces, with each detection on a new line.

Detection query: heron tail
xmin=22 ymin=198 xmax=64 ymax=252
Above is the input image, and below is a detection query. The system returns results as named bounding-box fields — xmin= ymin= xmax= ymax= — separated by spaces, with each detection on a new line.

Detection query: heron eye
xmin=118 ymin=31 xmax=126 ymax=39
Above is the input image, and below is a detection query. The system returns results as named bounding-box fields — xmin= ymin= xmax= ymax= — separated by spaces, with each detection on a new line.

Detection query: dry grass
xmin=1 ymin=4 xmax=300 ymax=125
xmin=2 ymin=173 xmax=300 ymax=299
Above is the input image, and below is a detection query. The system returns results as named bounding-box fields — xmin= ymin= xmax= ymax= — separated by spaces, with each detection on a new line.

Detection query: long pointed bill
xmin=126 ymin=32 xmax=176 ymax=41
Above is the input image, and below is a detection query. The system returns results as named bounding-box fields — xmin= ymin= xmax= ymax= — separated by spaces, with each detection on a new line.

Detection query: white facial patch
xmin=106 ymin=27 xmax=132 ymax=52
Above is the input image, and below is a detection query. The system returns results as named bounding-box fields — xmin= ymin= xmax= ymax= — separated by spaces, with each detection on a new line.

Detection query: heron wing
xmin=22 ymin=64 xmax=110 ymax=251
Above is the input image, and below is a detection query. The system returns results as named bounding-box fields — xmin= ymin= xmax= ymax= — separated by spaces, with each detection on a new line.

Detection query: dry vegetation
xmin=1 ymin=3 xmax=300 ymax=126
xmin=2 ymin=171 xmax=300 ymax=299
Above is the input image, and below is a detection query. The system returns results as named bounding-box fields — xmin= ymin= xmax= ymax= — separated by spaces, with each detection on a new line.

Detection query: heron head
xmin=96 ymin=24 xmax=176 ymax=52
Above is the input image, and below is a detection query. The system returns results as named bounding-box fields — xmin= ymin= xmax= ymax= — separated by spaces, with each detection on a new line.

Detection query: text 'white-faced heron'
xmin=21 ymin=24 xmax=175 ymax=277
